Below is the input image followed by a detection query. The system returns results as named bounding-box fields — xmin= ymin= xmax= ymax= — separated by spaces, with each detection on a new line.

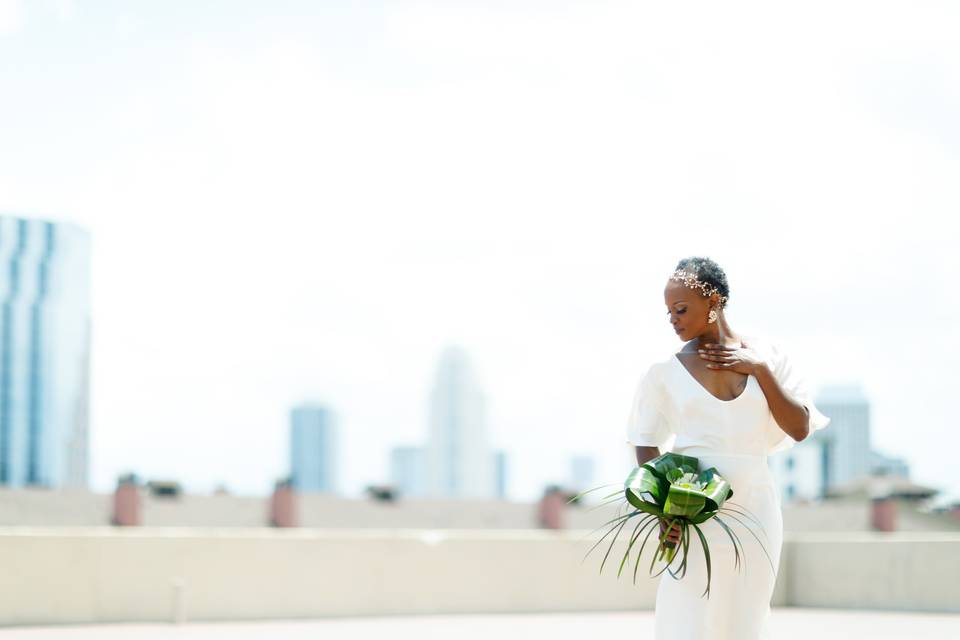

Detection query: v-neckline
xmin=672 ymin=352 xmax=752 ymax=403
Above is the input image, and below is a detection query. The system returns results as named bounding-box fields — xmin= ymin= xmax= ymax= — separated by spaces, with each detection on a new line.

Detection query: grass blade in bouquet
xmin=570 ymin=452 xmax=774 ymax=598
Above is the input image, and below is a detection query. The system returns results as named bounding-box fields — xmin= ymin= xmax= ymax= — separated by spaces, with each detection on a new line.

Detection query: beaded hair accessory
xmin=669 ymin=269 xmax=728 ymax=306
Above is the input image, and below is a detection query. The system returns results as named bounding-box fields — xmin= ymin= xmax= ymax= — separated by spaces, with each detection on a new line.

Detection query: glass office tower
xmin=0 ymin=216 xmax=91 ymax=488
xmin=289 ymin=403 xmax=338 ymax=494
xmin=426 ymin=345 xmax=494 ymax=499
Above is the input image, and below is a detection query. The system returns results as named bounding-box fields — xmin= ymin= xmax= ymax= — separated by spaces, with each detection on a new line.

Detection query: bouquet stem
xmin=577 ymin=453 xmax=770 ymax=600
xmin=658 ymin=518 xmax=678 ymax=564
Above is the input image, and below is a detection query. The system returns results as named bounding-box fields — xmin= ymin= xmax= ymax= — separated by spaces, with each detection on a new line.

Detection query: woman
xmin=626 ymin=256 xmax=830 ymax=640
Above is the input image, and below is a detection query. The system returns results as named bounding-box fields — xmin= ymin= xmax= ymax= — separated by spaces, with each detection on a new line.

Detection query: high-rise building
xmin=425 ymin=345 xmax=494 ymax=499
xmin=0 ymin=216 xmax=90 ymax=488
xmin=769 ymin=383 xmax=873 ymax=501
xmin=769 ymin=438 xmax=825 ymax=502
xmin=493 ymin=449 xmax=508 ymax=499
xmin=390 ymin=445 xmax=426 ymax=498
xmin=816 ymin=384 xmax=871 ymax=491
xmin=569 ymin=455 xmax=595 ymax=493
xmin=289 ymin=403 xmax=338 ymax=494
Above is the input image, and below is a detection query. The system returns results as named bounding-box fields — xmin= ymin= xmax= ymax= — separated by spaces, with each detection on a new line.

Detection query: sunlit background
xmin=2 ymin=0 xmax=959 ymax=512
xmin=3 ymin=0 xmax=960 ymax=503
xmin=3 ymin=0 xmax=960 ymax=635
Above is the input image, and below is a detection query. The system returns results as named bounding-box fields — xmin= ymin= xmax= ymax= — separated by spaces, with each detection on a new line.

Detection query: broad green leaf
xmin=663 ymin=485 xmax=707 ymax=517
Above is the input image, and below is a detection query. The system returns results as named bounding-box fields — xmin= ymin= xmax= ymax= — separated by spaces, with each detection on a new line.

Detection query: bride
xmin=626 ymin=256 xmax=830 ymax=639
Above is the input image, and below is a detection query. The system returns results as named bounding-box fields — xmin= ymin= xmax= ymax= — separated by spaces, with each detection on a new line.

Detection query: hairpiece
xmin=670 ymin=269 xmax=728 ymax=306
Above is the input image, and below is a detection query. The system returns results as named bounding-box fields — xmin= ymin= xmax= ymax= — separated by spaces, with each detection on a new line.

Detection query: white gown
xmin=625 ymin=334 xmax=830 ymax=640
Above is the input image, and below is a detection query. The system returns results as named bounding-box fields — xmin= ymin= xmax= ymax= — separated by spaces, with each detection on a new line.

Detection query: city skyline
xmin=0 ymin=2 xmax=957 ymax=501
xmin=0 ymin=213 xmax=931 ymax=501
xmin=767 ymin=383 xmax=911 ymax=503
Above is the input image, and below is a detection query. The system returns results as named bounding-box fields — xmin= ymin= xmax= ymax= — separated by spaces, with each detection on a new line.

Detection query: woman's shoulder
xmin=741 ymin=332 xmax=776 ymax=354
xmin=640 ymin=350 xmax=680 ymax=386
xmin=742 ymin=332 xmax=796 ymax=372
xmin=740 ymin=331 xmax=767 ymax=345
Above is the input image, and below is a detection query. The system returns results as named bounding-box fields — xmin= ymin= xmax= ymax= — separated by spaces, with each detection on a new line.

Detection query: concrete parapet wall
xmin=782 ymin=532 xmax=960 ymax=612
xmin=0 ymin=528 xmax=956 ymax=626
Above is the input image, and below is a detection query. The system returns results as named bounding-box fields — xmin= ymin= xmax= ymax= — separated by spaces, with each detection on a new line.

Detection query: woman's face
xmin=664 ymin=280 xmax=712 ymax=340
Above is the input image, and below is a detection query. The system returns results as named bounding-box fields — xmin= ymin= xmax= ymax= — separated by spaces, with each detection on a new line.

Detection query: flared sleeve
xmin=763 ymin=340 xmax=831 ymax=455
xmin=625 ymin=362 xmax=673 ymax=449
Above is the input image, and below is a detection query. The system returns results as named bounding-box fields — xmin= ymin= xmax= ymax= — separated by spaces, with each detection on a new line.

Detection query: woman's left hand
xmin=699 ymin=338 xmax=765 ymax=375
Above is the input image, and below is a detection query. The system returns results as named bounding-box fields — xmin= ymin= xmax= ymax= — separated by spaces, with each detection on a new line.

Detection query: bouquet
xmin=568 ymin=452 xmax=774 ymax=598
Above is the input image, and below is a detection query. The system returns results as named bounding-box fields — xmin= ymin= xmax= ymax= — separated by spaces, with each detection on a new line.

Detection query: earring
xmin=707 ymin=308 xmax=718 ymax=323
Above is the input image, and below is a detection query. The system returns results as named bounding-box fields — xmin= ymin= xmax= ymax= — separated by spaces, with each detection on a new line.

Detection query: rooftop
xmin=2 ymin=609 xmax=958 ymax=639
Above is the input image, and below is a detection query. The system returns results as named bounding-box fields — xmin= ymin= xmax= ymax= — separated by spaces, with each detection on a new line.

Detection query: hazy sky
xmin=1 ymin=0 xmax=958 ymax=500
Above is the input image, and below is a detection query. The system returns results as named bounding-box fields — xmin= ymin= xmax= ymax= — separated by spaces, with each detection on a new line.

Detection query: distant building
xmin=770 ymin=438 xmax=826 ymax=502
xmin=289 ymin=403 xmax=338 ymax=494
xmin=390 ymin=445 xmax=426 ymax=498
xmin=770 ymin=384 xmax=891 ymax=503
xmin=493 ymin=449 xmax=508 ymax=499
xmin=870 ymin=450 xmax=910 ymax=478
xmin=425 ymin=345 xmax=495 ymax=498
xmin=816 ymin=384 xmax=872 ymax=490
xmin=569 ymin=455 xmax=595 ymax=493
xmin=0 ymin=216 xmax=91 ymax=489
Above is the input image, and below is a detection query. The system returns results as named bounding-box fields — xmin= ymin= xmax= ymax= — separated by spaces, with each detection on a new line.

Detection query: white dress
xmin=625 ymin=334 xmax=830 ymax=640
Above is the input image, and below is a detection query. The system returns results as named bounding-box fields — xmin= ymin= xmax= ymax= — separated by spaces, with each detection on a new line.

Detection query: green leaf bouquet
xmin=568 ymin=452 xmax=775 ymax=598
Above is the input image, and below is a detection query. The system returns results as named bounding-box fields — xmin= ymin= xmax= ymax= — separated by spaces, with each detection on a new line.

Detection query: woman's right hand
xmin=660 ymin=518 xmax=682 ymax=545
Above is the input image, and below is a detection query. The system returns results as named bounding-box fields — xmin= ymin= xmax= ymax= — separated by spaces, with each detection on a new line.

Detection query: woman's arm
xmin=635 ymin=445 xmax=660 ymax=467
xmin=753 ymin=362 xmax=810 ymax=442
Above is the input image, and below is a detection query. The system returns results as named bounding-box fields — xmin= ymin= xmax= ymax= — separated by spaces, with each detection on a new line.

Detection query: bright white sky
xmin=1 ymin=0 xmax=958 ymax=501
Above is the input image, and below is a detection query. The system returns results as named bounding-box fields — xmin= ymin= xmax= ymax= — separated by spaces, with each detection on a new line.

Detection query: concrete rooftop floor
xmin=1 ymin=609 xmax=958 ymax=639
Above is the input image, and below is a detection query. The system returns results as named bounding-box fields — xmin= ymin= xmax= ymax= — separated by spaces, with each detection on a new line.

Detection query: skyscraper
xmin=289 ymin=403 xmax=338 ymax=494
xmin=769 ymin=383 xmax=872 ymax=501
xmin=0 ymin=216 xmax=90 ymax=488
xmin=569 ymin=454 xmax=595 ymax=493
xmin=769 ymin=436 xmax=825 ymax=502
xmin=426 ymin=345 xmax=494 ymax=499
xmin=390 ymin=445 xmax=426 ymax=498
xmin=816 ymin=384 xmax=872 ymax=490
xmin=493 ymin=449 xmax=508 ymax=499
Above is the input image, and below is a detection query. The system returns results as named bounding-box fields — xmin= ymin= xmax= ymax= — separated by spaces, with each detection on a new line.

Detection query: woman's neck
xmin=695 ymin=315 xmax=739 ymax=348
